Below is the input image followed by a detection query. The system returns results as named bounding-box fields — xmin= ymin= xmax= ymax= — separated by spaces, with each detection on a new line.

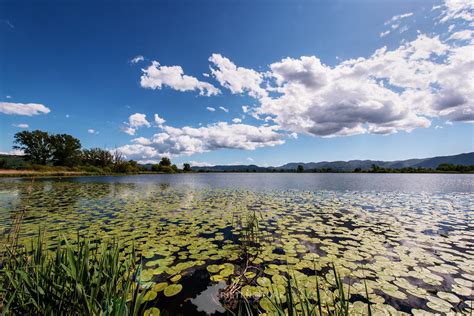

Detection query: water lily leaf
xmin=164 ymin=284 xmax=182 ymax=297
xmin=144 ymin=307 xmax=160 ymax=316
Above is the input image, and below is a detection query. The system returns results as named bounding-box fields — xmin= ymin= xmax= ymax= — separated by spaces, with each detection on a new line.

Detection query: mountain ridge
xmin=192 ymin=152 xmax=474 ymax=171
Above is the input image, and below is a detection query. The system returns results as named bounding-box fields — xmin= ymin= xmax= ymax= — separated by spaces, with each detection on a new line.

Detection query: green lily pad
xmin=144 ymin=307 xmax=160 ymax=316
xmin=164 ymin=284 xmax=182 ymax=297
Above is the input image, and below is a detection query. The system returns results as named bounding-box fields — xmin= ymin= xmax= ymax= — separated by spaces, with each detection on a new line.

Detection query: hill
xmin=193 ymin=152 xmax=474 ymax=172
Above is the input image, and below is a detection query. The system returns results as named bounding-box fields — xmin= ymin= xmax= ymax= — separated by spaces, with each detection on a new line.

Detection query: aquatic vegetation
xmin=0 ymin=233 xmax=146 ymax=315
xmin=0 ymin=181 xmax=473 ymax=314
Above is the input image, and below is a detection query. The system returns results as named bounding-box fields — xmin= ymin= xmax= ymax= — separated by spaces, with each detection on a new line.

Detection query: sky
xmin=0 ymin=0 xmax=473 ymax=167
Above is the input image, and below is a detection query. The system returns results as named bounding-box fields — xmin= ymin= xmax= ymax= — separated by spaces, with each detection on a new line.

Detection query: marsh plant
xmin=236 ymin=209 xmax=264 ymax=261
xmin=0 ymin=233 xmax=146 ymax=315
xmin=228 ymin=263 xmax=373 ymax=316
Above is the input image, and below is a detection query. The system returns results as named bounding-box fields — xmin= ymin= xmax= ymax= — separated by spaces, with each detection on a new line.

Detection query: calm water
xmin=4 ymin=172 xmax=472 ymax=192
xmin=0 ymin=173 xmax=473 ymax=315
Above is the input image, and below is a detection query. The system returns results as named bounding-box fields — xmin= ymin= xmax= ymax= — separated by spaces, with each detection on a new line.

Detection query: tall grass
xmin=0 ymin=233 xmax=145 ymax=315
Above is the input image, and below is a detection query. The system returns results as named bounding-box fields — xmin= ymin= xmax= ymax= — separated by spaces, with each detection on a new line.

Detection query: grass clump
xmin=0 ymin=233 xmax=145 ymax=315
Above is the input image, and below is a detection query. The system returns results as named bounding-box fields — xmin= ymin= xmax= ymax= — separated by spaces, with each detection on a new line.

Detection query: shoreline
xmin=0 ymin=169 xmax=472 ymax=179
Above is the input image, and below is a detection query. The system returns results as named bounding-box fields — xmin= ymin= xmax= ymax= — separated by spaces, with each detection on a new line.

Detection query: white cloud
xmin=132 ymin=137 xmax=152 ymax=145
xmin=88 ymin=129 xmax=99 ymax=134
xmin=449 ymin=30 xmax=473 ymax=41
xmin=122 ymin=127 xmax=136 ymax=136
xmin=380 ymin=12 xmax=413 ymax=39
xmin=209 ymin=54 xmax=267 ymax=98
xmin=131 ymin=55 xmax=144 ymax=64
xmin=232 ymin=118 xmax=242 ymax=123
xmin=246 ymin=157 xmax=254 ymax=161
xmin=12 ymin=123 xmax=29 ymax=128
xmin=154 ymin=114 xmax=166 ymax=126
xmin=116 ymin=118 xmax=287 ymax=161
xmin=124 ymin=0 xmax=473 ymax=147
xmin=219 ymin=106 xmax=229 ymax=113
xmin=129 ymin=113 xmax=151 ymax=128
xmin=188 ymin=161 xmax=213 ymax=167
xmin=439 ymin=0 xmax=474 ymax=22
xmin=206 ymin=106 xmax=216 ymax=112
xmin=140 ymin=61 xmax=220 ymax=96
xmin=0 ymin=102 xmax=50 ymax=116
xmin=0 ymin=149 xmax=24 ymax=155
xmin=122 ymin=113 xmax=153 ymax=135
xmin=384 ymin=12 xmax=414 ymax=25
xmin=5 ymin=95 xmax=11 ymax=99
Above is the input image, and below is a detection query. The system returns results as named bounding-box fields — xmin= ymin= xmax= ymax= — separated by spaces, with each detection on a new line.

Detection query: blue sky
xmin=1 ymin=0 xmax=473 ymax=166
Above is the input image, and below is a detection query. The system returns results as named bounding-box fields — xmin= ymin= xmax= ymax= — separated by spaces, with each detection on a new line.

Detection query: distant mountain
xmin=193 ymin=152 xmax=474 ymax=172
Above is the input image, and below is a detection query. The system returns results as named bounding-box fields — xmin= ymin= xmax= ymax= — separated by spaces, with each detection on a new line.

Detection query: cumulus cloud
xmin=141 ymin=61 xmax=220 ymax=96
xmin=209 ymin=54 xmax=267 ymax=98
xmin=12 ymin=123 xmax=29 ymax=128
xmin=129 ymin=113 xmax=151 ymax=128
xmin=219 ymin=106 xmax=229 ymax=113
xmin=253 ymin=32 xmax=473 ymax=136
xmin=121 ymin=0 xmax=472 ymax=157
xmin=0 ymin=102 xmax=50 ymax=116
xmin=131 ymin=55 xmax=144 ymax=64
xmin=154 ymin=114 xmax=166 ymax=126
xmin=206 ymin=107 xmax=216 ymax=112
xmin=122 ymin=113 xmax=152 ymax=135
xmin=88 ymin=129 xmax=99 ymax=134
xmin=122 ymin=127 xmax=137 ymax=136
xmin=439 ymin=0 xmax=474 ymax=22
xmin=380 ymin=30 xmax=391 ymax=38
xmin=116 ymin=116 xmax=287 ymax=161
xmin=188 ymin=161 xmax=213 ymax=167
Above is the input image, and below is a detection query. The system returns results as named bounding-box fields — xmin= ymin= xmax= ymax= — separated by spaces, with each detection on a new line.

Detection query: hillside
xmin=194 ymin=152 xmax=474 ymax=172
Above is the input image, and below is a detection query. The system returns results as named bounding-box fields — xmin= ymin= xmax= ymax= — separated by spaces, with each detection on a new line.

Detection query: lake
xmin=1 ymin=173 xmax=473 ymax=315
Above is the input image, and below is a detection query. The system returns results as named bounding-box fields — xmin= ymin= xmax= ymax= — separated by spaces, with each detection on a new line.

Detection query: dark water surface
xmin=0 ymin=174 xmax=473 ymax=315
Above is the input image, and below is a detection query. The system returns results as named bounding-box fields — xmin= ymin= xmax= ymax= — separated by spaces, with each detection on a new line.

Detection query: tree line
xmin=3 ymin=130 xmax=189 ymax=174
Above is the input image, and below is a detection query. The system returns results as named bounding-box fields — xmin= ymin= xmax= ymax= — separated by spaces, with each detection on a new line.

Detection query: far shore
xmin=1 ymin=169 xmax=472 ymax=179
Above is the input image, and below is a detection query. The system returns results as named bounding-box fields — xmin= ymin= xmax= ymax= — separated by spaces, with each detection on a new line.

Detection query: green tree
xmin=297 ymin=165 xmax=304 ymax=173
xmin=13 ymin=130 xmax=52 ymax=165
xmin=183 ymin=163 xmax=191 ymax=172
xmin=50 ymin=134 xmax=82 ymax=166
xmin=159 ymin=157 xmax=171 ymax=167
xmin=82 ymin=148 xmax=113 ymax=167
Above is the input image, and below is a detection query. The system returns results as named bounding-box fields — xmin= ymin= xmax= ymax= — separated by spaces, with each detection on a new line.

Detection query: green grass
xmin=0 ymin=233 xmax=146 ymax=315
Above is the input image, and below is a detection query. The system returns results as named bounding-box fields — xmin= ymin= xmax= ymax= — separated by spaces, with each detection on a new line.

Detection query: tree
xmin=13 ymin=130 xmax=52 ymax=165
xmin=159 ymin=157 xmax=171 ymax=167
xmin=49 ymin=134 xmax=82 ymax=166
xmin=82 ymin=148 xmax=113 ymax=167
xmin=297 ymin=165 xmax=304 ymax=173
xmin=183 ymin=163 xmax=191 ymax=172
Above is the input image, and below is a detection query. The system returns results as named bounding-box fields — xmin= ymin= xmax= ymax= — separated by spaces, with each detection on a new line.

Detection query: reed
xmin=0 ymin=232 xmax=145 ymax=315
